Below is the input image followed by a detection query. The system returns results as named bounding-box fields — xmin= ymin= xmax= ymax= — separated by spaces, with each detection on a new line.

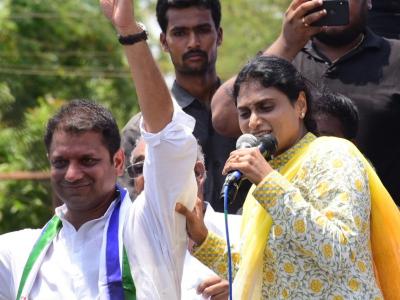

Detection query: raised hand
xmin=175 ymin=198 xmax=208 ymax=247
xmin=100 ymin=0 xmax=136 ymax=33
xmin=266 ymin=0 xmax=326 ymax=60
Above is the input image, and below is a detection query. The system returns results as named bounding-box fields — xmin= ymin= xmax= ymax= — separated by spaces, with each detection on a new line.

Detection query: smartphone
xmin=308 ymin=0 xmax=349 ymax=27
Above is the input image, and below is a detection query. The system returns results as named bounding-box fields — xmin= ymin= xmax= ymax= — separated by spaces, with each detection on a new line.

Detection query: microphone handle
xmin=219 ymin=171 xmax=242 ymax=209
xmin=224 ymin=170 xmax=242 ymax=186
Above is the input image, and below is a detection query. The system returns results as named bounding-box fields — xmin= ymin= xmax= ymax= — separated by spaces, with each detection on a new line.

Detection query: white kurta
xmin=0 ymin=106 xmax=197 ymax=300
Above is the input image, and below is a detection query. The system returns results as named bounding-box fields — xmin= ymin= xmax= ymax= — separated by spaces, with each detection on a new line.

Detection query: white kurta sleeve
xmin=124 ymin=103 xmax=198 ymax=300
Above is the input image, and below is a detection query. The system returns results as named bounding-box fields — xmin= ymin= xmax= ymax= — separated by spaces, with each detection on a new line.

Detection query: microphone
xmin=224 ymin=134 xmax=278 ymax=186
xmin=258 ymin=134 xmax=278 ymax=158
xmin=235 ymin=133 xmax=259 ymax=149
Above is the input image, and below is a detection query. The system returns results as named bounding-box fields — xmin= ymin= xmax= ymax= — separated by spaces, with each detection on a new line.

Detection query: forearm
xmin=119 ymin=24 xmax=173 ymax=133
xmin=193 ymin=231 xmax=240 ymax=279
xmin=211 ymin=77 xmax=241 ymax=137
xmin=262 ymin=34 xmax=303 ymax=62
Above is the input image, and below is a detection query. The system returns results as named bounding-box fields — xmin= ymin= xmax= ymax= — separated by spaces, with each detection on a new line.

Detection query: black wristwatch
xmin=118 ymin=22 xmax=148 ymax=45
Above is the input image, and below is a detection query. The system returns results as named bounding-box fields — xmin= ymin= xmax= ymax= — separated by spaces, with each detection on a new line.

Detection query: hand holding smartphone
xmin=307 ymin=0 xmax=349 ymax=27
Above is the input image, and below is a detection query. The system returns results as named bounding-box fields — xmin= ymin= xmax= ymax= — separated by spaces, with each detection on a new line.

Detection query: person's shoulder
xmin=309 ymin=136 xmax=358 ymax=156
xmin=368 ymin=30 xmax=400 ymax=55
xmin=0 ymin=228 xmax=41 ymax=244
xmin=302 ymin=137 xmax=367 ymax=173
xmin=384 ymin=36 xmax=400 ymax=56
xmin=0 ymin=229 xmax=41 ymax=255
xmin=382 ymin=35 xmax=400 ymax=46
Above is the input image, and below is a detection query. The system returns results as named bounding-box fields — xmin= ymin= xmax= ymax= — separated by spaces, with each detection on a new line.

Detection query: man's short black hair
xmin=44 ymin=99 xmax=121 ymax=160
xmin=313 ymin=91 xmax=359 ymax=140
xmin=156 ymin=0 xmax=221 ymax=33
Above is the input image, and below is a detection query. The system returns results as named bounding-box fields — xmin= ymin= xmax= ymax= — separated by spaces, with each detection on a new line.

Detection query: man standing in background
xmin=122 ymin=0 xmax=241 ymax=212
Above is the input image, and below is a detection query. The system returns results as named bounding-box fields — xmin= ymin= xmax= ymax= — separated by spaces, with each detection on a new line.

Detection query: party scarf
xmin=234 ymin=134 xmax=400 ymax=299
xmin=16 ymin=186 xmax=136 ymax=300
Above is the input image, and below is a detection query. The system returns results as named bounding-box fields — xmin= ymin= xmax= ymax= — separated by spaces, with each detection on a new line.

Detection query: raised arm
xmin=211 ymin=0 xmax=324 ymax=137
xmin=100 ymin=0 xmax=172 ymax=133
xmin=265 ymin=0 xmax=325 ymax=59
xmin=211 ymin=76 xmax=242 ymax=137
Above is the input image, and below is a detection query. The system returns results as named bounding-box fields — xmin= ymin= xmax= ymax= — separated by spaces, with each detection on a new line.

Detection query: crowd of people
xmin=1 ymin=0 xmax=400 ymax=299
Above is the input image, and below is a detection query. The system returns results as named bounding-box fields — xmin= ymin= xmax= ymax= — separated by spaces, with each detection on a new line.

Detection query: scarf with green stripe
xmin=16 ymin=186 xmax=136 ymax=300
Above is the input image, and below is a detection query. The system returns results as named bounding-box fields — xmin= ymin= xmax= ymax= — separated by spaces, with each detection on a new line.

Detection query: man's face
xmin=48 ymin=130 xmax=124 ymax=213
xmin=130 ymin=139 xmax=206 ymax=197
xmin=315 ymin=0 xmax=369 ymax=46
xmin=160 ymin=6 xmax=222 ymax=76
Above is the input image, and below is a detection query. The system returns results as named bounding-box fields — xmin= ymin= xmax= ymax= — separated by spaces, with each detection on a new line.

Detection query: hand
xmin=266 ymin=0 xmax=327 ymax=60
xmin=100 ymin=0 xmax=137 ymax=34
xmin=197 ymin=275 xmax=229 ymax=300
xmin=175 ymin=197 xmax=208 ymax=246
xmin=222 ymin=147 xmax=273 ymax=185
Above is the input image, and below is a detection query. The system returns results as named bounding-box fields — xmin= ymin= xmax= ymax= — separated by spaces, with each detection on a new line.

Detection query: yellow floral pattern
xmin=194 ymin=134 xmax=382 ymax=299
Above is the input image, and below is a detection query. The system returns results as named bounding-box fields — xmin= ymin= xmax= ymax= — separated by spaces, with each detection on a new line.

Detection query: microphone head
xmin=236 ymin=133 xmax=259 ymax=149
xmin=258 ymin=134 xmax=278 ymax=157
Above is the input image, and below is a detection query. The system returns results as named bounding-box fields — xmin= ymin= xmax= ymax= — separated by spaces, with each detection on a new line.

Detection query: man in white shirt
xmin=0 ymin=0 xmax=197 ymax=299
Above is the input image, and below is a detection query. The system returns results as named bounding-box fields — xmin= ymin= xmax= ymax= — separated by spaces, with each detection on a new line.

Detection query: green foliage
xmin=0 ymin=83 xmax=14 ymax=122
xmin=0 ymin=98 xmax=60 ymax=233
xmin=0 ymin=0 xmax=139 ymax=126
xmin=218 ymin=0 xmax=290 ymax=79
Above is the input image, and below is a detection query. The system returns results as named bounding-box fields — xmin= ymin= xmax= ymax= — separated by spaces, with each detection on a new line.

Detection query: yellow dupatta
xmin=361 ymin=155 xmax=400 ymax=300
xmin=233 ymin=135 xmax=400 ymax=299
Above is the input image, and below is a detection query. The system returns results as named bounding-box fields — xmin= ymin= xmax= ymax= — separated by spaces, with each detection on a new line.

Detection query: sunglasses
xmin=126 ymin=161 xmax=144 ymax=179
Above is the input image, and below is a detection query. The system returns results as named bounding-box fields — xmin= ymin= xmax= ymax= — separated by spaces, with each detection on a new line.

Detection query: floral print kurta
xmin=194 ymin=133 xmax=383 ymax=299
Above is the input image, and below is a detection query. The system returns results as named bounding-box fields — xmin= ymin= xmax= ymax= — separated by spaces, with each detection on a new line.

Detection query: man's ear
xmin=160 ymin=32 xmax=169 ymax=52
xmin=114 ymin=148 xmax=125 ymax=176
xmin=217 ymin=27 xmax=223 ymax=47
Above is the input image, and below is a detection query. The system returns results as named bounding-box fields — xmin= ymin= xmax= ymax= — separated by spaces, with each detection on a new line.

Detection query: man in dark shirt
xmin=121 ymin=0 xmax=238 ymax=211
xmin=211 ymin=0 xmax=400 ymax=204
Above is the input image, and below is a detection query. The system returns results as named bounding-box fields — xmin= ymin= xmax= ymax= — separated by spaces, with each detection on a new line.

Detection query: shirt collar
xmin=171 ymin=81 xmax=197 ymax=109
xmin=269 ymin=132 xmax=316 ymax=171
xmin=303 ymin=28 xmax=383 ymax=63
xmin=55 ymin=197 xmax=119 ymax=228
xmin=171 ymin=79 xmax=221 ymax=109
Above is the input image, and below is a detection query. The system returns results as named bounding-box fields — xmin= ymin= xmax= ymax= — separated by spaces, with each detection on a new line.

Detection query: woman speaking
xmin=178 ymin=55 xmax=400 ymax=299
